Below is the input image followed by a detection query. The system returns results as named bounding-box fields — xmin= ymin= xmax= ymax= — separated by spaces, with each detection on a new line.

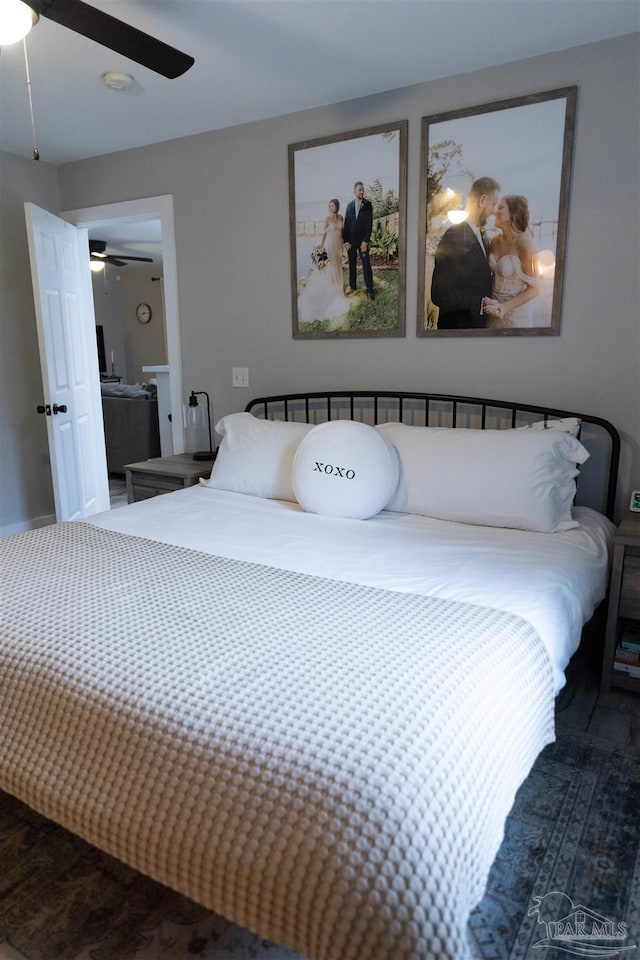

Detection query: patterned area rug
xmin=1 ymin=732 xmax=639 ymax=960
xmin=468 ymin=732 xmax=640 ymax=959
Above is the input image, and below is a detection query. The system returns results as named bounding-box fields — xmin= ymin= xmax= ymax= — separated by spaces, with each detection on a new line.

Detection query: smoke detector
xmin=102 ymin=70 xmax=134 ymax=92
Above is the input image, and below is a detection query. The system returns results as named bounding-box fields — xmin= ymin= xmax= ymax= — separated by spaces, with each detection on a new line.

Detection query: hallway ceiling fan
xmin=3 ymin=0 xmax=194 ymax=79
xmin=89 ymin=239 xmax=153 ymax=268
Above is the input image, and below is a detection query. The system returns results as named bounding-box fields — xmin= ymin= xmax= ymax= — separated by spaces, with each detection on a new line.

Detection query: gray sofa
xmin=101 ymin=384 xmax=161 ymax=473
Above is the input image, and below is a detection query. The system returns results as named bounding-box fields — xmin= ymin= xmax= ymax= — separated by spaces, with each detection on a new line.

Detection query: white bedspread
xmin=91 ymin=486 xmax=615 ymax=693
xmin=1 ymin=520 xmax=556 ymax=960
xmin=1 ymin=490 xmax=615 ymax=959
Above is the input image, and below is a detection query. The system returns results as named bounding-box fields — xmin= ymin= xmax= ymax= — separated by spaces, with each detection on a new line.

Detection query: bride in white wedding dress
xmin=487 ymin=195 xmax=542 ymax=329
xmin=298 ymin=199 xmax=351 ymax=326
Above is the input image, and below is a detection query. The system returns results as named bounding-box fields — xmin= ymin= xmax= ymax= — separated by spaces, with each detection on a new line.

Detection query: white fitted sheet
xmin=90 ymin=485 xmax=615 ymax=693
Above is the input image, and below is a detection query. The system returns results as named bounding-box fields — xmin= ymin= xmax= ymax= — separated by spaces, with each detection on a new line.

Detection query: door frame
xmin=62 ymin=194 xmax=184 ymax=454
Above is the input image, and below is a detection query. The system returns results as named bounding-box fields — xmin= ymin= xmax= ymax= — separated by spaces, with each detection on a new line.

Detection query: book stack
xmin=613 ymin=631 xmax=640 ymax=678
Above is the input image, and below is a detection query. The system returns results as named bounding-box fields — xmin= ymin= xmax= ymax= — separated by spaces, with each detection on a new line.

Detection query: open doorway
xmin=62 ymin=195 xmax=183 ymax=454
xmin=89 ymin=219 xmax=166 ymax=504
xmin=62 ymin=196 xmax=184 ymax=506
xmin=88 ymin=217 xmax=165 ymax=386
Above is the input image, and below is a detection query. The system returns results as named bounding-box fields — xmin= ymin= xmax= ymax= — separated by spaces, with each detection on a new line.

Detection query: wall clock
xmin=136 ymin=303 xmax=152 ymax=324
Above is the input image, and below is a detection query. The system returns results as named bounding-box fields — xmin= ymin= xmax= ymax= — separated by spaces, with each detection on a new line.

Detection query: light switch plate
xmin=232 ymin=367 xmax=249 ymax=388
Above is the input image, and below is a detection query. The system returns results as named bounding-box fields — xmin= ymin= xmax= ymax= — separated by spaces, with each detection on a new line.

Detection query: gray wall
xmin=93 ymin=265 xmax=167 ymax=385
xmin=2 ymin=34 xmax=638 ymax=531
xmin=119 ymin=267 xmax=167 ymax=385
xmin=92 ymin=268 xmax=125 ymax=377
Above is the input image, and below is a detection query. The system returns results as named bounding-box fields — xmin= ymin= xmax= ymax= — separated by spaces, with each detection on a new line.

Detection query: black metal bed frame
xmin=245 ymin=390 xmax=620 ymax=521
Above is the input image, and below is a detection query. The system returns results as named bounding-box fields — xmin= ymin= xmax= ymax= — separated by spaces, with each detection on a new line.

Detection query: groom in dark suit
xmin=431 ymin=176 xmax=501 ymax=329
xmin=343 ymin=181 xmax=375 ymax=300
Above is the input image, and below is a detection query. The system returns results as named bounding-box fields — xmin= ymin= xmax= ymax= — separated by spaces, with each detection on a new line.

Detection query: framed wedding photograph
xmin=289 ymin=121 xmax=407 ymax=339
xmin=417 ymin=87 xmax=577 ymax=337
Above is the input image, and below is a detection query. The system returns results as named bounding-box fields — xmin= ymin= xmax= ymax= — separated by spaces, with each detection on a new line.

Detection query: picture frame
xmin=289 ymin=121 xmax=407 ymax=339
xmin=417 ymin=87 xmax=577 ymax=337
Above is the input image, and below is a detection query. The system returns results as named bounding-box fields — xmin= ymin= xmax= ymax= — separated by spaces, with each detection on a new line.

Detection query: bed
xmin=0 ymin=390 xmax=620 ymax=960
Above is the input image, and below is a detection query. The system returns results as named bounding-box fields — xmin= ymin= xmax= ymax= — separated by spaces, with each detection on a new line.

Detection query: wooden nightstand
xmin=124 ymin=454 xmax=214 ymax=504
xmin=601 ymin=511 xmax=640 ymax=694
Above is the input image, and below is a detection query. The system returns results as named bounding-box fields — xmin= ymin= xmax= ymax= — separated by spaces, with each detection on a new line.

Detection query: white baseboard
xmin=0 ymin=514 xmax=56 ymax=539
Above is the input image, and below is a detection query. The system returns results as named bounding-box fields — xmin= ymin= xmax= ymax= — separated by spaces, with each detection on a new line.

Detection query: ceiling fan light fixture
xmin=0 ymin=0 xmax=38 ymax=46
xmin=102 ymin=70 xmax=134 ymax=92
xmin=89 ymin=260 xmax=105 ymax=273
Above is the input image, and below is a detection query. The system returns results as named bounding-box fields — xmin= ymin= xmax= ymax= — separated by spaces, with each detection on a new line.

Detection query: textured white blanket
xmin=0 ymin=522 xmax=555 ymax=960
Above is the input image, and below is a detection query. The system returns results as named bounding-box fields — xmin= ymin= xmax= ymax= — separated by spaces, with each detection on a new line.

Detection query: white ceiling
xmin=1 ymin=0 xmax=638 ymax=168
xmin=87 ymin=218 xmax=164 ymax=267
xmin=3 ymin=0 xmax=638 ymax=261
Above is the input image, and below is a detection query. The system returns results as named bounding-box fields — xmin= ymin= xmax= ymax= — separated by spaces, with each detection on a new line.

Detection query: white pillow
xmin=377 ymin=422 xmax=589 ymax=533
xmin=203 ymin=412 xmax=313 ymax=501
xmin=517 ymin=416 xmax=581 ymax=436
xmin=292 ymin=420 xmax=400 ymax=520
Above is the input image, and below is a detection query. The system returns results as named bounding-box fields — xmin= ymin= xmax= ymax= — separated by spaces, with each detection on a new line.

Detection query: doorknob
xmin=52 ymin=403 xmax=67 ymax=415
xmin=36 ymin=404 xmax=51 ymax=415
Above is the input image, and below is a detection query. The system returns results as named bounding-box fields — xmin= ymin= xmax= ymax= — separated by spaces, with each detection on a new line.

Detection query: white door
xmin=25 ymin=202 xmax=110 ymax=521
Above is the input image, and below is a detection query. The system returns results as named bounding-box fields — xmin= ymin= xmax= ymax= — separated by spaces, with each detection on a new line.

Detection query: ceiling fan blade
xmin=90 ymin=242 xmax=153 ymax=265
xmin=29 ymin=0 xmax=194 ymax=79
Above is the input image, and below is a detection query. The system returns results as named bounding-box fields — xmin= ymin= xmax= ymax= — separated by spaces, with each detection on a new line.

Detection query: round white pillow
xmin=292 ymin=420 xmax=400 ymax=520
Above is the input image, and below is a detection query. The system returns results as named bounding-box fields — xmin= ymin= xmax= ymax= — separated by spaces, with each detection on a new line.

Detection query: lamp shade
xmin=0 ymin=0 xmax=38 ymax=45
xmin=188 ymin=390 xmax=216 ymax=461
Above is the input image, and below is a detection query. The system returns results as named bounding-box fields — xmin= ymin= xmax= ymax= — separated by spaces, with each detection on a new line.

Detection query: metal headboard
xmin=245 ymin=390 xmax=620 ymax=520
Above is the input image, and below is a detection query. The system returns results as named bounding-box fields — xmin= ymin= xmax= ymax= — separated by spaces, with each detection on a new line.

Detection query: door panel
xmin=25 ymin=202 xmax=109 ymax=521
xmin=58 ymin=419 xmax=81 ymax=519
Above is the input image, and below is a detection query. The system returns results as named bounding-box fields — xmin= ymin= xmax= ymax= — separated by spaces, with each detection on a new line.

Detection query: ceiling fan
xmin=90 ymin=239 xmax=153 ymax=267
xmin=3 ymin=0 xmax=194 ymax=79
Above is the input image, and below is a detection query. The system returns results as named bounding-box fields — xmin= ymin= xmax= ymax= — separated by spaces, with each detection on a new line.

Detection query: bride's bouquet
xmin=311 ymin=245 xmax=328 ymax=270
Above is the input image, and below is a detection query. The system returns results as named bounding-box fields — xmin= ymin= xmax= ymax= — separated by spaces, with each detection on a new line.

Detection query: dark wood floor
xmin=108 ymin=475 xmax=128 ymax=509
xmin=555 ymin=613 xmax=640 ymax=746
